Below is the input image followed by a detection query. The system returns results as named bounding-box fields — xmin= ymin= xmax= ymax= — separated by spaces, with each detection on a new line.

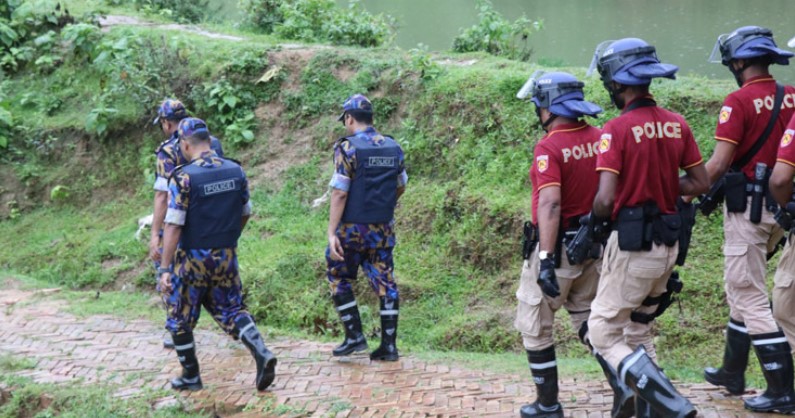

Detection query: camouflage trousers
xmin=325 ymin=246 xmax=399 ymax=300
xmin=165 ymin=247 xmax=253 ymax=336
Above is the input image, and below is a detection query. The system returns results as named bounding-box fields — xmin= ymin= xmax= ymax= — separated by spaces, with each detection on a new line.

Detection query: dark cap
xmin=337 ymin=94 xmax=373 ymax=121
xmin=153 ymin=99 xmax=188 ymax=125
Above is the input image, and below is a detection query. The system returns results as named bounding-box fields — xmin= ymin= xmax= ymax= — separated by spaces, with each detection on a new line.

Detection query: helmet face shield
xmin=516 ymin=70 xmax=546 ymax=100
xmin=709 ymin=27 xmax=775 ymax=65
xmin=517 ymin=70 xmax=585 ymax=108
xmin=586 ymin=40 xmax=615 ymax=78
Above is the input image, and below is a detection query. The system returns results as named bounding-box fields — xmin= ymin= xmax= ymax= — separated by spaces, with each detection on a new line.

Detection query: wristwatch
xmin=538 ymin=250 xmax=551 ymax=261
xmin=157 ymin=266 xmax=173 ymax=275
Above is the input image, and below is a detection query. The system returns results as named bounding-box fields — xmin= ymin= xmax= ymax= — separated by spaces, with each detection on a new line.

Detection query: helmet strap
xmin=605 ymin=81 xmax=628 ymax=109
xmin=729 ymin=60 xmax=752 ymax=87
xmin=535 ymin=106 xmax=557 ymax=132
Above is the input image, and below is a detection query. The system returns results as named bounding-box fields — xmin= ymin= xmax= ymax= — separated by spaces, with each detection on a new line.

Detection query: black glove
xmin=537 ymin=257 xmax=560 ymax=298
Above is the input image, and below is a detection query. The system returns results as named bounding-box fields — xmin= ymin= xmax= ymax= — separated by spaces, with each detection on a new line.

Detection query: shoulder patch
xmin=599 ymin=133 xmax=612 ymax=153
xmin=719 ymin=106 xmax=733 ymax=124
xmin=536 ymin=155 xmax=549 ymax=173
xmin=782 ymin=129 xmax=794 ymax=148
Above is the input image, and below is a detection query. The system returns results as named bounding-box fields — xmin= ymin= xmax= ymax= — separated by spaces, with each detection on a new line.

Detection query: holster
xmin=521 ymin=221 xmax=539 ymax=260
xmin=724 ymin=172 xmax=748 ymax=213
xmin=631 ymin=271 xmax=684 ymax=324
xmin=698 ymin=179 xmax=725 ymax=216
xmin=676 ymin=199 xmax=696 ymax=266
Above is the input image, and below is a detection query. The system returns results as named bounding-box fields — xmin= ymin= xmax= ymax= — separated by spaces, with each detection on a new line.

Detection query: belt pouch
xmin=724 ymin=172 xmax=747 ymax=213
xmin=616 ymin=207 xmax=645 ymax=251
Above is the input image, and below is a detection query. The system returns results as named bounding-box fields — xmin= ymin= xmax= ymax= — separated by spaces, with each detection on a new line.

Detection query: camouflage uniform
xmin=164 ymin=151 xmax=252 ymax=336
xmin=325 ymin=126 xmax=407 ymax=300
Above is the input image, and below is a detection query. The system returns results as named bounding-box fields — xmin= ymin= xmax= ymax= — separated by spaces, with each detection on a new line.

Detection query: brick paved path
xmin=0 ymin=285 xmax=780 ymax=417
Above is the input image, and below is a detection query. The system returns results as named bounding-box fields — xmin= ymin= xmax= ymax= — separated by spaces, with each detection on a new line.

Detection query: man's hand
xmin=159 ymin=272 xmax=172 ymax=295
xmin=537 ymin=258 xmax=560 ymax=298
xmin=149 ymin=236 xmax=161 ymax=262
xmin=328 ymin=234 xmax=345 ymax=261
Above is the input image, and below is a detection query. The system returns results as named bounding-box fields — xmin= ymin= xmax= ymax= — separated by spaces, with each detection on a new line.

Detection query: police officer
xmin=158 ymin=118 xmax=276 ymax=392
xmin=513 ymin=72 xmax=603 ymax=418
xmin=699 ymin=27 xmax=795 ymax=413
xmin=325 ymin=94 xmax=407 ymax=361
xmin=150 ymin=99 xmax=224 ymax=349
xmin=770 ymin=115 xmax=795 ymax=355
xmin=585 ymin=38 xmax=709 ymax=417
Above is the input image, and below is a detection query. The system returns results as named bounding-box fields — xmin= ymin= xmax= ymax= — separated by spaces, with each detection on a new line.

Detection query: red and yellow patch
xmin=782 ymin=129 xmax=794 ymax=148
xmin=599 ymin=133 xmax=611 ymax=153
xmin=719 ymin=106 xmax=732 ymax=124
xmin=536 ymin=155 xmax=549 ymax=173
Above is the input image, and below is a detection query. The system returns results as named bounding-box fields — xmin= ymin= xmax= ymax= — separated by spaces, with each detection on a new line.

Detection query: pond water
xmin=216 ymin=0 xmax=795 ymax=82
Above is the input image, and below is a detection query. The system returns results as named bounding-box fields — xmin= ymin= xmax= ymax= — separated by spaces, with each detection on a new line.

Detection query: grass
xmin=0 ymin=0 xmax=772 ymax=390
xmin=0 ymin=373 xmax=206 ymax=418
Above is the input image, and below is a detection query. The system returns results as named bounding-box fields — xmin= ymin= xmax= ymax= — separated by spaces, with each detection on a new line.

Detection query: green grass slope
xmin=0 ymin=2 xmax=780 ymax=384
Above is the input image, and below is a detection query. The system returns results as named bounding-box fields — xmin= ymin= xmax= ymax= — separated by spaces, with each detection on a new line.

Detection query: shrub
xmin=132 ymin=0 xmax=212 ymax=24
xmin=452 ymin=0 xmax=542 ymax=62
xmin=244 ymin=0 xmax=394 ymax=48
xmin=239 ymin=0 xmax=283 ymax=33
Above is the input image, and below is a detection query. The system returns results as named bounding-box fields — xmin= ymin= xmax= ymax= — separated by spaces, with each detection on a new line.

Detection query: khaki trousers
xmin=773 ymin=236 xmax=795 ymax=350
xmin=723 ymin=201 xmax=784 ymax=335
xmin=588 ymin=232 xmax=677 ymax=369
xmin=514 ymin=245 xmax=600 ymax=351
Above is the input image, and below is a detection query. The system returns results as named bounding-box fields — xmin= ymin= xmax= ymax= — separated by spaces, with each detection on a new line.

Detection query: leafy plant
xmin=409 ymin=44 xmax=444 ymax=81
xmin=239 ymin=0 xmax=283 ymax=33
xmin=61 ymin=23 xmax=101 ymax=61
xmin=452 ymin=0 xmax=542 ymax=62
xmin=85 ymin=101 xmax=118 ymax=138
xmin=132 ymin=0 xmax=212 ymax=23
xmin=244 ymin=0 xmax=394 ymax=47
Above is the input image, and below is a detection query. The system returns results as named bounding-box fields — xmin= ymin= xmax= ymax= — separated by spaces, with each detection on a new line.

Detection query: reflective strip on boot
xmin=238 ymin=321 xmax=256 ymax=340
xmin=337 ymin=300 xmax=357 ymax=312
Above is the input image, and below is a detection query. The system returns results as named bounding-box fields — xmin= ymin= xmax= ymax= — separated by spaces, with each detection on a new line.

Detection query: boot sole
xmin=171 ymin=381 xmax=203 ymax=391
xmin=332 ymin=342 xmax=369 ymax=357
xmin=256 ymin=357 xmax=277 ymax=391
xmin=370 ymin=353 xmax=399 ymax=362
xmin=703 ymin=371 xmax=744 ymax=395
xmin=744 ymin=403 xmax=795 ymax=414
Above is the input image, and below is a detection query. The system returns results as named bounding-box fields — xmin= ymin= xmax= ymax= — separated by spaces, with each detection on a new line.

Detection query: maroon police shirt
xmin=530 ymin=121 xmax=602 ymax=227
xmin=596 ymin=96 xmax=703 ymax=219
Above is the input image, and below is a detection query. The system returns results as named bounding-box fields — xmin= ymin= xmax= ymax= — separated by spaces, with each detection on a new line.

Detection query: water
xmin=355 ymin=0 xmax=795 ymax=83
xmin=214 ymin=0 xmax=795 ymax=83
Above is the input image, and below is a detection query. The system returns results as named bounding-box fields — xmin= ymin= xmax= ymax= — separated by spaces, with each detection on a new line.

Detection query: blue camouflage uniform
xmin=325 ymin=126 xmax=408 ymax=299
xmin=164 ymin=150 xmax=252 ymax=336
xmin=152 ymin=99 xmax=224 ymax=271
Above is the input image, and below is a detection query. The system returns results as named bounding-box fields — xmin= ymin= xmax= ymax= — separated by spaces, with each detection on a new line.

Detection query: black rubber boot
xmin=519 ymin=346 xmax=563 ymax=418
xmin=236 ymin=317 xmax=277 ymax=391
xmin=744 ymin=331 xmax=795 ymax=413
xmin=170 ymin=331 xmax=203 ymax=391
xmin=332 ymin=292 xmax=368 ymax=356
xmin=619 ymin=346 xmax=696 ymax=418
xmin=370 ymin=296 xmax=399 ymax=361
xmin=704 ymin=318 xmax=749 ymax=395
xmin=594 ymin=351 xmax=635 ymax=418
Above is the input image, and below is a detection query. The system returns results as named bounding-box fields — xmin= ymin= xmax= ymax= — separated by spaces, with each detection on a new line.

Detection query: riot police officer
xmin=585 ymin=38 xmax=709 ymax=417
xmin=325 ymin=94 xmax=407 ymax=362
xmin=150 ymin=99 xmax=224 ymax=349
xmin=158 ymin=118 xmax=276 ymax=392
xmin=770 ymin=114 xmax=795 ymax=354
xmin=699 ymin=26 xmax=795 ymax=413
xmin=513 ymin=72 xmax=603 ymax=418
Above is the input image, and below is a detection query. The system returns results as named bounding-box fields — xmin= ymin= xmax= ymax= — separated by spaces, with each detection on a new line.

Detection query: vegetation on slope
xmin=0 ymin=0 xmax=777 ymax=384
